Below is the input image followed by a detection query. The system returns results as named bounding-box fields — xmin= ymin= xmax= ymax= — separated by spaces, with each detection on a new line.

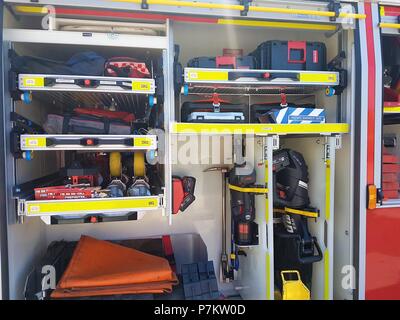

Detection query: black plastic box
xmin=251 ymin=40 xmax=327 ymax=71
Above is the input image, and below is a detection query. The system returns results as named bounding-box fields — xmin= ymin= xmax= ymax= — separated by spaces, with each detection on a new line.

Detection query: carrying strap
xmin=274 ymin=207 xmax=319 ymax=219
xmin=228 ymin=184 xmax=268 ymax=194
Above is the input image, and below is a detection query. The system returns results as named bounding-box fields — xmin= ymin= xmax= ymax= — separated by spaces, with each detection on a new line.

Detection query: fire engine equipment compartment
xmin=1 ymin=2 xmax=357 ymax=301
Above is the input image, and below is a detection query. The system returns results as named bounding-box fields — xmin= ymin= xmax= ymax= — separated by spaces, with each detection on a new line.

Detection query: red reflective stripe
xmin=162 ymin=235 xmax=174 ymax=257
xmin=54 ymin=7 xmax=218 ymax=24
xmin=365 ymin=3 xmax=376 ymax=185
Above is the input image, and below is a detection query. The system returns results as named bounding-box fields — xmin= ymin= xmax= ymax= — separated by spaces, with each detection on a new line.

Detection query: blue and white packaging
xmin=271 ymin=107 xmax=326 ymax=124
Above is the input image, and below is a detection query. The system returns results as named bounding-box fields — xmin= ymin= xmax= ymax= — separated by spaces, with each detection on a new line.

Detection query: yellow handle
xmin=281 ymin=270 xmax=301 ymax=284
xmin=380 ymin=22 xmax=400 ymax=29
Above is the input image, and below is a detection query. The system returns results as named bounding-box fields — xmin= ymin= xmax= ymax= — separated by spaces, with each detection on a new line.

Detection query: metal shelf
xmin=183 ymin=68 xmax=339 ymax=95
xmin=20 ymin=134 xmax=157 ymax=151
xmin=26 ymin=90 xmax=149 ymax=111
xmin=19 ymin=74 xmax=156 ymax=94
xmin=171 ymin=122 xmax=349 ymax=136
xmin=18 ymin=195 xmax=163 ymax=217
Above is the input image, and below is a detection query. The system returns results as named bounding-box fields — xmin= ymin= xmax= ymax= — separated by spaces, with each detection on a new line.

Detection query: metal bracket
xmin=328 ymin=0 xmax=341 ymax=22
xmin=272 ymin=135 xmax=280 ymax=150
xmin=17 ymin=199 xmax=25 ymax=217
xmin=233 ymin=136 xmax=245 ymax=165
xmin=160 ymin=191 xmax=165 ymax=208
xmin=240 ymin=0 xmax=251 ymax=16
xmin=324 ymin=142 xmax=331 ymax=162
xmin=40 ymin=216 xmax=52 ymax=225
xmin=334 ymin=135 xmax=342 ymax=150
xmin=263 ymin=135 xmax=279 ymax=161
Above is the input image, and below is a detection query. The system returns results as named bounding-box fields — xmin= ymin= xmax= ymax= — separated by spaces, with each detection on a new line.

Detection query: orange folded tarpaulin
xmin=51 ymin=235 xmax=178 ymax=298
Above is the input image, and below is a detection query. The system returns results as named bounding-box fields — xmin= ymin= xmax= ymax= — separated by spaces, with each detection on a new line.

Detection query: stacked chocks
xmin=51 ymin=236 xmax=178 ymax=298
xmin=181 ymin=261 xmax=219 ymax=300
xmin=382 ymin=151 xmax=400 ymax=200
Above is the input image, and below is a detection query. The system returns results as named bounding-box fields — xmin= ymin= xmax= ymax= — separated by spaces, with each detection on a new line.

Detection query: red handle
xmin=194 ymin=93 xmax=231 ymax=105
xmin=288 ymin=41 xmax=306 ymax=64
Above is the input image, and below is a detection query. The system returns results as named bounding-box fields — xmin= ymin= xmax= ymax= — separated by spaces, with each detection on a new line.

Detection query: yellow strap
xmin=274 ymin=207 xmax=319 ymax=218
xmin=324 ymin=249 xmax=330 ymax=300
xmin=265 ymin=253 xmax=271 ymax=300
xmin=109 ymin=152 xmax=122 ymax=177
xmin=228 ymin=184 xmax=268 ymax=194
xmin=325 ymin=159 xmax=331 ymax=221
xmin=134 ymin=151 xmax=146 ymax=177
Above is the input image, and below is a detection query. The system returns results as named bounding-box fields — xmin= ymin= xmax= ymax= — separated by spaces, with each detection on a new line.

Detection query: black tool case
xmin=250 ymin=103 xmax=284 ymax=123
xmin=251 ymin=40 xmax=327 ymax=71
xmin=181 ymin=101 xmax=249 ymax=123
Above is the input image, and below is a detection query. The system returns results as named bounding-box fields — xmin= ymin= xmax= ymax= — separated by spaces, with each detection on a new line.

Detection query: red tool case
xmin=34 ymin=186 xmax=98 ymax=200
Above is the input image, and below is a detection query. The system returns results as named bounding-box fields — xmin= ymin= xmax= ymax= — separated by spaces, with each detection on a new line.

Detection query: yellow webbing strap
xmin=228 ymin=184 xmax=268 ymax=194
xmin=109 ymin=152 xmax=122 ymax=177
xmin=274 ymin=207 xmax=319 ymax=219
xmin=134 ymin=151 xmax=146 ymax=177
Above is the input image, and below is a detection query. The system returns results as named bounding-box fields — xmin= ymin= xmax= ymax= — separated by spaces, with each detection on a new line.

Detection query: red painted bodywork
xmin=383 ymin=6 xmax=400 ymax=17
xmin=366 ymin=208 xmax=400 ymax=299
xmin=363 ymin=2 xmax=400 ymax=299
